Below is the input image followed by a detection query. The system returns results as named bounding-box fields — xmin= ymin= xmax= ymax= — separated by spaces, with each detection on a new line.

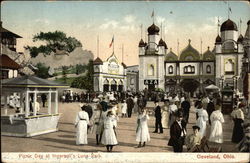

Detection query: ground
xmin=1 ymin=100 xmax=238 ymax=152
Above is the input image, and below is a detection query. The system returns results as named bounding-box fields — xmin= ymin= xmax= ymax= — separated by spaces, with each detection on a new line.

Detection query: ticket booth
xmin=221 ymin=86 xmax=234 ymax=114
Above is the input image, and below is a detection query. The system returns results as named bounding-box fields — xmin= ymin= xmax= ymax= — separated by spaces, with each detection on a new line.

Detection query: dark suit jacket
xmin=126 ymin=98 xmax=134 ymax=109
xmin=181 ymin=101 xmax=190 ymax=114
xmin=154 ymin=105 xmax=162 ymax=119
xmin=168 ymin=120 xmax=186 ymax=146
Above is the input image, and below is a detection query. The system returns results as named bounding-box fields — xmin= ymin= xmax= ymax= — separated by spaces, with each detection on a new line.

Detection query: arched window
xmin=225 ymin=59 xmax=235 ymax=75
xmin=184 ymin=65 xmax=195 ymax=74
xmin=103 ymin=79 xmax=109 ymax=85
xmin=148 ymin=64 xmax=154 ymax=76
xmin=206 ymin=65 xmax=211 ymax=73
xmin=168 ymin=65 xmax=173 ymax=74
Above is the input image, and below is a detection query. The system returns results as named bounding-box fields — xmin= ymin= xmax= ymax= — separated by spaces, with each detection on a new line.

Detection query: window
xmin=130 ymin=78 xmax=134 ymax=85
xmin=148 ymin=64 xmax=154 ymax=76
xmin=168 ymin=65 xmax=173 ymax=74
xmin=206 ymin=65 xmax=211 ymax=73
xmin=183 ymin=65 xmax=195 ymax=74
xmin=225 ymin=59 xmax=235 ymax=75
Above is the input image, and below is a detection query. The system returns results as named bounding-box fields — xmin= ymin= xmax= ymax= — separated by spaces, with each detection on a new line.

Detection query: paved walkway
xmin=1 ymin=100 xmax=238 ymax=152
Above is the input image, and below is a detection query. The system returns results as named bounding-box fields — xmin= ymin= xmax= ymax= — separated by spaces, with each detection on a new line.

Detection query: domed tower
xmin=220 ymin=19 xmax=238 ymax=42
xmin=138 ymin=23 xmax=165 ymax=91
xmin=138 ymin=39 xmax=146 ymax=55
xmin=158 ymin=38 xmax=168 ymax=55
xmin=237 ymin=34 xmax=244 ymax=53
xmin=215 ymin=35 xmax=222 ymax=53
xmin=147 ymin=23 xmax=160 ymax=51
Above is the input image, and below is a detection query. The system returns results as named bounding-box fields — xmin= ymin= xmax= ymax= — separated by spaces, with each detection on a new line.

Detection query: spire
xmin=217 ymin=17 xmax=220 ymax=36
xmin=188 ymin=39 xmax=191 ymax=45
xmin=151 ymin=9 xmax=155 ymax=24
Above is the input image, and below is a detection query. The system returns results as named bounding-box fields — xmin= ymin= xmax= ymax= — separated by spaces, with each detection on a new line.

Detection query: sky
xmin=1 ymin=1 xmax=250 ymax=66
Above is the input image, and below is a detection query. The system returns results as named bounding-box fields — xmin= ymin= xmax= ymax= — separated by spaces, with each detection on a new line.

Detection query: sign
xmin=144 ymin=79 xmax=158 ymax=85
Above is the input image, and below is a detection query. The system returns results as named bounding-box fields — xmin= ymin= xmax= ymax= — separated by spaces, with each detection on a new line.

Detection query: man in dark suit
xmin=181 ymin=96 xmax=190 ymax=123
xmin=153 ymin=101 xmax=163 ymax=133
xmin=126 ymin=96 xmax=134 ymax=118
xmin=168 ymin=111 xmax=187 ymax=152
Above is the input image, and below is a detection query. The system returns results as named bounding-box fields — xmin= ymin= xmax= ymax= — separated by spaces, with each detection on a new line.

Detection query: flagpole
xmin=177 ymin=39 xmax=179 ymax=56
xmin=122 ymin=44 xmax=124 ymax=63
xmin=140 ymin=24 xmax=143 ymax=39
xmin=200 ymin=37 xmax=203 ymax=55
xmin=97 ymin=35 xmax=99 ymax=58
xmin=113 ymin=35 xmax=114 ymax=54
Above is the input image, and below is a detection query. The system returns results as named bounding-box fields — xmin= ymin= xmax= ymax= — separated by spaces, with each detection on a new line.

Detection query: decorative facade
xmin=93 ymin=53 xmax=127 ymax=92
xmin=215 ymin=19 xmax=244 ymax=93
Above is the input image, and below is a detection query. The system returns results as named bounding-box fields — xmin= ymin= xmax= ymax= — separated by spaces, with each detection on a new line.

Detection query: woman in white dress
xmin=101 ymin=110 xmax=118 ymax=152
xmin=162 ymin=100 xmax=170 ymax=128
xmin=136 ymin=108 xmax=150 ymax=147
xmin=169 ymin=100 xmax=178 ymax=128
xmin=92 ymin=103 xmax=103 ymax=145
xmin=75 ymin=106 xmax=89 ymax=145
xmin=196 ymin=102 xmax=208 ymax=137
xmin=209 ymin=105 xmax=224 ymax=143
xmin=121 ymin=100 xmax=128 ymax=118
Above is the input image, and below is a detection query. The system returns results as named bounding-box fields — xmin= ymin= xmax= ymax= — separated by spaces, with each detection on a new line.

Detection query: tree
xmin=25 ymin=31 xmax=82 ymax=58
xmin=71 ymin=60 xmax=94 ymax=91
xmin=34 ymin=63 xmax=50 ymax=79
xmin=61 ymin=66 xmax=68 ymax=83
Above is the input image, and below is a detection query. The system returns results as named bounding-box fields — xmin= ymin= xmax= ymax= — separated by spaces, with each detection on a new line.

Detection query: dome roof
xmin=220 ymin=19 xmax=238 ymax=32
xmin=93 ymin=57 xmax=103 ymax=64
xmin=158 ymin=38 xmax=168 ymax=49
xmin=179 ymin=39 xmax=200 ymax=61
xmin=203 ymin=47 xmax=215 ymax=61
xmin=138 ymin=39 xmax=145 ymax=47
xmin=237 ymin=34 xmax=243 ymax=43
xmin=147 ymin=23 xmax=160 ymax=35
xmin=165 ymin=48 xmax=178 ymax=61
xmin=215 ymin=35 xmax=222 ymax=44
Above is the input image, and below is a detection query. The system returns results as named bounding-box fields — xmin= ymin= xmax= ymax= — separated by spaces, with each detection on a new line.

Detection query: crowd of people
xmin=73 ymin=90 xmax=250 ymax=152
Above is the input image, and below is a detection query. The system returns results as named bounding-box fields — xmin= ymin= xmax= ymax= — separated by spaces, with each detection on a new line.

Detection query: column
xmin=55 ymin=91 xmax=58 ymax=114
xmin=48 ymin=90 xmax=52 ymax=114
xmin=4 ymin=94 xmax=8 ymax=115
xmin=20 ymin=92 xmax=24 ymax=114
xmin=25 ymin=90 xmax=29 ymax=118
xmin=33 ymin=89 xmax=37 ymax=116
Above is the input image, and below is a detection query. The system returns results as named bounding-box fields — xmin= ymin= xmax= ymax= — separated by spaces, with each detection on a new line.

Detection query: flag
xmin=151 ymin=10 xmax=154 ymax=18
xmin=229 ymin=7 xmax=232 ymax=13
xmin=170 ymin=11 xmax=173 ymax=14
xmin=109 ymin=36 xmax=114 ymax=48
xmin=240 ymin=18 xmax=242 ymax=23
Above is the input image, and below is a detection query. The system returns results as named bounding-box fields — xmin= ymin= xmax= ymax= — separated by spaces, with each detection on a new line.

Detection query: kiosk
xmin=1 ymin=75 xmax=68 ymax=137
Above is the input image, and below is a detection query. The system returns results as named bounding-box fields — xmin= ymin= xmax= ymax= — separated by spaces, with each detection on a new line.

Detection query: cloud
xmin=124 ymin=15 xmax=136 ymax=24
xmin=35 ymin=18 xmax=50 ymax=25
xmin=99 ymin=20 xmax=119 ymax=29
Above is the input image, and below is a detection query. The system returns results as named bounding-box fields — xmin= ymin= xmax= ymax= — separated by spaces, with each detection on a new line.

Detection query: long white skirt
xmin=136 ymin=125 xmax=150 ymax=142
xmin=162 ymin=111 xmax=169 ymax=128
xmin=196 ymin=117 xmax=207 ymax=137
xmin=76 ymin=120 xmax=88 ymax=145
xmin=209 ymin=120 xmax=223 ymax=143
xmin=101 ymin=128 xmax=118 ymax=145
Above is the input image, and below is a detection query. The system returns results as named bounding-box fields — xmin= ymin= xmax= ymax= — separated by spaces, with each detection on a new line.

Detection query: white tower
xmin=138 ymin=23 xmax=167 ymax=91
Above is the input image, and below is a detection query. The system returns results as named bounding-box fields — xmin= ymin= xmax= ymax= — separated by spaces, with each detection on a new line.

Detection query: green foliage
xmin=25 ymin=31 xmax=82 ymax=58
xmin=71 ymin=60 xmax=94 ymax=91
xmin=34 ymin=63 xmax=50 ymax=79
xmin=61 ymin=66 xmax=68 ymax=83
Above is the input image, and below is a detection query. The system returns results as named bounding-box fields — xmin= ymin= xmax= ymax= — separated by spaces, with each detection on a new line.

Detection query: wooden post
xmin=55 ymin=91 xmax=58 ymax=114
xmin=33 ymin=89 xmax=37 ymax=116
xmin=48 ymin=90 xmax=51 ymax=114
xmin=25 ymin=90 xmax=29 ymax=118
